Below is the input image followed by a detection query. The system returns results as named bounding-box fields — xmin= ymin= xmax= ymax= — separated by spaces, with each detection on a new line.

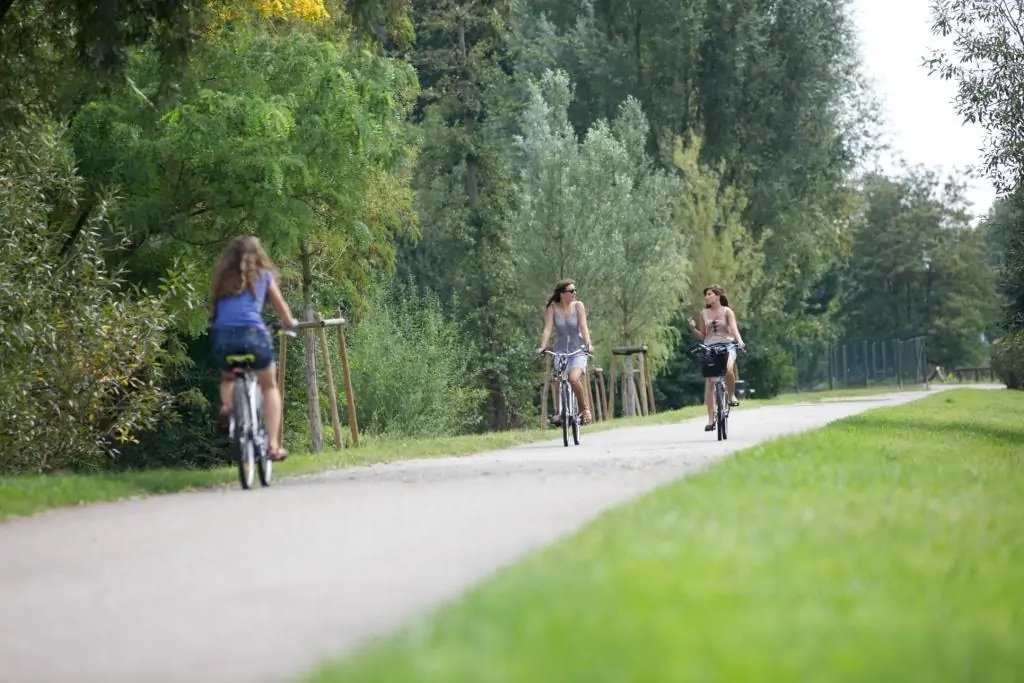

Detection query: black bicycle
xmin=541 ymin=348 xmax=593 ymax=447
xmin=690 ymin=341 xmax=743 ymax=442
xmin=225 ymin=323 xmax=296 ymax=489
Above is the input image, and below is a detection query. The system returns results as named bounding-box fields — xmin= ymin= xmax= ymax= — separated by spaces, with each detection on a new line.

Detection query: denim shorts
xmin=210 ymin=326 xmax=274 ymax=373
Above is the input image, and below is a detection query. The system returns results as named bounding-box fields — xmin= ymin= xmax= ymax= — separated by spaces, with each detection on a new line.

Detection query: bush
xmin=348 ymin=279 xmax=487 ymax=437
xmin=991 ymin=331 xmax=1024 ymax=389
xmin=739 ymin=340 xmax=796 ymax=399
xmin=0 ymin=121 xmax=180 ymax=474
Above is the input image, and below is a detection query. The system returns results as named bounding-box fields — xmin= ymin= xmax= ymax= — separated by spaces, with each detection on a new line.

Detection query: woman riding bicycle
xmin=688 ymin=284 xmax=745 ymax=432
xmin=209 ymin=236 xmax=297 ymax=461
xmin=536 ymin=279 xmax=594 ymax=425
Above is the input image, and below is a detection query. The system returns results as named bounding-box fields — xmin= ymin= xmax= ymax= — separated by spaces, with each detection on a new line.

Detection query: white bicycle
xmin=541 ymin=348 xmax=593 ymax=447
xmin=224 ymin=323 xmax=296 ymax=489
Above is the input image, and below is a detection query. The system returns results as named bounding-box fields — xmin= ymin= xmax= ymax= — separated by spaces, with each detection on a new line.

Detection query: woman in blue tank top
xmin=209 ymin=236 xmax=297 ymax=460
xmin=535 ymin=279 xmax=595 ymax=425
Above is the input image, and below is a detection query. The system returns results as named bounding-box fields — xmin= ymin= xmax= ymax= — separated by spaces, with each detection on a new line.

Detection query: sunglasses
xmin=564 ymin=288 xmax=577 ymax=294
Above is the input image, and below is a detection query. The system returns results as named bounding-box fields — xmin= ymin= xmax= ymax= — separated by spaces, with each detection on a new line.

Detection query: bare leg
xmin=256 ymin=365 xmax=284 ymax=457
xmin=569 ymin=368 xmax=590 ymax=423
xmin=726 ymin=355 xmax=738 ymax=403
xmin=217 ymin=373 xmax=234 ymax=426
xmin=219 ymin=374 xmax=233 ymax=408
xmin=704 ymin=378 xmax=715 ymax=426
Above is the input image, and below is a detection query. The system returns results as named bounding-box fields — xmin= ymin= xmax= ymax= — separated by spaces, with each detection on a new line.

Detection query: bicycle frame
xmin=543 ymin=348 xmax=589 ymax=412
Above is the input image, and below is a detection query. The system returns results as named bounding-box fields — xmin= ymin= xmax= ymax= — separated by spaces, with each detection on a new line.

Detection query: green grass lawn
xmin=304 ymin=389 xmax=1024 ymax=683
xmin=0 ymin=384 xmax=938 ymax=521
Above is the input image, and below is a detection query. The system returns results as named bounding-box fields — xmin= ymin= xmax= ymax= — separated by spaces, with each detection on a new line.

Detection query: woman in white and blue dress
xmin=536 ymin=279 xmax=595 ymax=425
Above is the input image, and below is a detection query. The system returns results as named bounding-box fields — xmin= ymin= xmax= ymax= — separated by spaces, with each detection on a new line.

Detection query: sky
xmin=848 ymin=0 xmax=997 ymax=219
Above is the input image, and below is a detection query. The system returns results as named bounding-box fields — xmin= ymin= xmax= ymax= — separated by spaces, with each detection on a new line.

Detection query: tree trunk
xmin=300 ymin=240 xmax=324 ymax=452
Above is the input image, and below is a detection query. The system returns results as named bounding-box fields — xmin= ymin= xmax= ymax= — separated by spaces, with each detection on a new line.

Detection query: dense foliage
xmin=0 ymin=0 xmax=1018 ymax=473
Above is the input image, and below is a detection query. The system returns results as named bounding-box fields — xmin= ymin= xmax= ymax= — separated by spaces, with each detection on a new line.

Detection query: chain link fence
xmin=783 ymin=336 xmax=928 ymax=392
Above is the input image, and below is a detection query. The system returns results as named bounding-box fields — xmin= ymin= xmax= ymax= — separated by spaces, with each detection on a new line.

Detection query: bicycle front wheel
xmin=561 ymin=382 xmax=570 ymax=448
xmin=716 ymin=380 xmax=728 ymax=441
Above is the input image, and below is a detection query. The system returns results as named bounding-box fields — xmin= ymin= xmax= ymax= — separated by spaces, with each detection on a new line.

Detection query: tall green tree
xmin=511 ymin=69 xmax=689 ymax=370
xmin=840 ymin=167 xmax=996 ymax=367
xmin=398 ymin=0 xmax=533 ymax=430
xmin=927 ymin=0 xmax=1024 ymax=194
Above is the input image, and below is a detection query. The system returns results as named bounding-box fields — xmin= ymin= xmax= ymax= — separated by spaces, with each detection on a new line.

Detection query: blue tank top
xmin=212 ymin=271 xmax=272 ymax=330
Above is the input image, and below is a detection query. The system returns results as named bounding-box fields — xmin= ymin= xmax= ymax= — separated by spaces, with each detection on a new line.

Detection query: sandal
xmin=704 ymin=421 xmax=716 ymax=432
xmin=268 ymin=446 xmax=288 ymax=462
xmin=549 ymin=414 xmax=563 ymax=426
xmin=729 ymin=398 xmax=740 ymax=407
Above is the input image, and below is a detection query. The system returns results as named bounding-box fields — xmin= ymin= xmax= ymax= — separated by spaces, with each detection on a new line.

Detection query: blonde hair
xmin=209 ymin=236 xmax=278 ymax=318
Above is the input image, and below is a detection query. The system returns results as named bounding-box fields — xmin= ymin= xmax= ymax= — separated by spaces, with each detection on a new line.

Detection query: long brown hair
xmin=704 ymin=284 xmax=730 ymax=308
xmin=546 ymin=279 xmax=576 ymax=308
xmin=209 ymin=236 xmax=278 ymax=318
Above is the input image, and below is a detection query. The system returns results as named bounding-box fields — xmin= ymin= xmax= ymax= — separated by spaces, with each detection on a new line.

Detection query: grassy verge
xmin=0 ymin=384 xmax=935 ymax=521
xmin=304 ymin=389 xmax=1024 ymax=683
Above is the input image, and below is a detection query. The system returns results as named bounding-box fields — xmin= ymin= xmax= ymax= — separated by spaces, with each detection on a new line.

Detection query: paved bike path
xmin=0 ymin=390 xmax=944 ymax=683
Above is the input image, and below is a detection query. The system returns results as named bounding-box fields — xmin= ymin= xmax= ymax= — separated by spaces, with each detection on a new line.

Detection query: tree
xmin=510 ymin=69 xmax=604 ymax=306
xmin=840 ymin=167 xmax=996 ymax=367
xmin=927 ymin=0 xmax=1024 ymax=194
xmin=397 ymin=0 xmax=534 ymax=430
xmin=0 ymin=120 xmax=186 ymax=473
xmin=671 ymin=135 xmax=763 ymax=321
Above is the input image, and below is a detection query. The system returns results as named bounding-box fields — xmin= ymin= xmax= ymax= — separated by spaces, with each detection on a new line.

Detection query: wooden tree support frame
xmin=274 ymin=314 xmax=360 ymax=450
xmin=609 ymin=346 xmax=657 ymax=419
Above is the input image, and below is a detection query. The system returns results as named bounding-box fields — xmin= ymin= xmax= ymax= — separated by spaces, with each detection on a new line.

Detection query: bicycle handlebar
xmin=538 ymin=348 xmax=593 ymax=359
xmin=269 ymin=322 xmax=299 ymax=338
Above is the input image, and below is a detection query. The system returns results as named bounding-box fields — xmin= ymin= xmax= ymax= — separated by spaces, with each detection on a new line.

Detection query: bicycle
xmin=225 ymin=322 xmax=297 ymax=489
xmin=540 ymin=347 xmax=593 ymax=447
xmin=690 ymin=341 xmax=743 ymax=442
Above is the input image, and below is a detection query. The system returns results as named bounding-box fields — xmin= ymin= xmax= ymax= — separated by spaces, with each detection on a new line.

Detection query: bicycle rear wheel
xmin=233 ymin=377 xmax=256 ymax=489
xmin=253 ymin=382 xmax=272 ymax=487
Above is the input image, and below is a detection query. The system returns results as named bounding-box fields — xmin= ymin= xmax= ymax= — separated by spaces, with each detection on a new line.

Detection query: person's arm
xmin=726 ymin=307 xmax=745 ymax=349
xmin=266 ymin=276 xmax=298 ymax=329
xmin=687 ymin=315 xmax=702 ymax=339
xmin=576 ymin=301 xmax=594 ymax=353
xmin=690 ymin=311 xmax=706 ymax=341
xmin=536 ymin=305 xmax=555 ymax=354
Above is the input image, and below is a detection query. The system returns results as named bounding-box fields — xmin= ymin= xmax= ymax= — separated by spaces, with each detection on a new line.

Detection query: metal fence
xmin=784 ymin=336 xmax=928 ymax=392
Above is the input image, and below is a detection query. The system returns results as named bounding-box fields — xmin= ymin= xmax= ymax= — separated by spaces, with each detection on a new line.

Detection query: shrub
xmin=739 ymin=340 xmax=796 ymax=399
xmin=0 ymin=121 xmax=179 ymax=473
xmin=348 ymin=279 xmax=487 ymax=437
xmin=991 ymin=330 xmax=1024 ymax=389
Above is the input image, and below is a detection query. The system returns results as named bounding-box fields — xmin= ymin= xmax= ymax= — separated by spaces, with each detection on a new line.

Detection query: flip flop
xmin=268 ymin=447 xmax=288 ymax=462
xmin=704 ymin=421 xmax=716 ymax=432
